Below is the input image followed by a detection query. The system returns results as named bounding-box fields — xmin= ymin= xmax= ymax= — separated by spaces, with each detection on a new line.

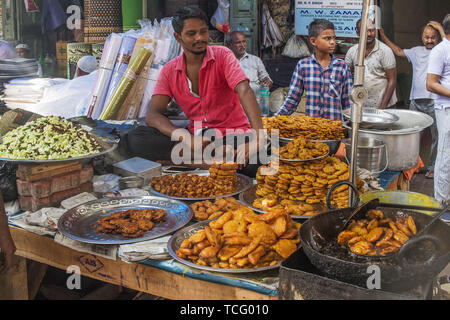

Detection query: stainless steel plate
xmin=167 ymin=220 xmax=280 ymax=273
xmin=343 ymin=108 xmax=399 ymax=129
xmin=149 ymin=170 xmax=253 ymax=201
xmin=276 ymin=153 xmax=328 ymax=163
xmin=239 ymin=185 xmax=326 ymax=220
xmin=57 ymin=196 xmax=193 ymax=245
xmin=0 ymin=135 xmax=118 ymax=164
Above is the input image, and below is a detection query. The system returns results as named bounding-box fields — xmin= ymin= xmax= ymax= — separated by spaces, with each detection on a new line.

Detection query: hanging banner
xmin=295 ymin=0 xmax=378 ymax=38
xmin=24 ymin=0 xmax=39 ymax=12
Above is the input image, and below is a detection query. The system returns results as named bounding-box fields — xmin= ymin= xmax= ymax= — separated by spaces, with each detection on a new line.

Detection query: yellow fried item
xmin=217 ymin=246 xmax=242 ymax=261
xmin=248 ymin=221 xmax=277 ymax=245
xmin=209 ymin=211 xmax=233 ymax=229
xmin=269 ymin=215 xmax=288 ymax=237
xmin=248 ymin=245 xmax=266 ymax=265
xmin=272 ymin=239 xmax=297 ymax=259
xmin=233 ymin=236 xmax=261 ymax=259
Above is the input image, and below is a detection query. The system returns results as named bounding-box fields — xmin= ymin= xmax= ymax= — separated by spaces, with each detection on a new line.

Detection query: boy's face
xmin=310 ymin=29 xmax=336 ymax=54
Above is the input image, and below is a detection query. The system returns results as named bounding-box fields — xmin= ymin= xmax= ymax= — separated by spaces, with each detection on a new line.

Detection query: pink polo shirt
xmin=153 ymin=45 xmax=252 ymax=137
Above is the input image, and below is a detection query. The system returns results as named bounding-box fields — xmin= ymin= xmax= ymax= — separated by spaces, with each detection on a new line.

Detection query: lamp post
xmin=349 ymin=0 xmax=371 ymax=205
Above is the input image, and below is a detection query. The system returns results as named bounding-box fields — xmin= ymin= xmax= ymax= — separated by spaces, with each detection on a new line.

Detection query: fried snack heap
xmin=277 ymin=136 xmax=329 ymax=160
xmin=176 ymin=207 xmax=301 ymax=269
xmin=263 ymin=115 xmax=346 ymax=140
xmin=191 ymin=197 xmax=243 ymax=221
xmin=95 ymin=209 xmax=167 ymax=238
xmin=253 ymin=157 xmax=364 ymax=215
xmin=151 ymin=162 xmax=238 ymax=198
xmin=337 ymin=209 xmax=417 ymax=256
xmin=209 ymin=162 xmax=239 ymax=195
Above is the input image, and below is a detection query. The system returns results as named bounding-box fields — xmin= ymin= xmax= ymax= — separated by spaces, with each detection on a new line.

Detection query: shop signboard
xmin=295 ymin=0 xmax=379 ymax=38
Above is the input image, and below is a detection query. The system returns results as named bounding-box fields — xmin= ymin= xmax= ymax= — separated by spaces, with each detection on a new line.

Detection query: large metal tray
xmin=343 ymin=108 xmax=400 ymax=129
xmin=149 ymin=170 xmax=253 ymax=201
xmin=0 ymin=134 xmax=118 ymax=164
xmin=239 ymin=185 xmax=327 ymax=220
xmin=57 ymin=196 xmax=193 ymax=245
xmin=167 ymin=220 xmax=281 ymax=273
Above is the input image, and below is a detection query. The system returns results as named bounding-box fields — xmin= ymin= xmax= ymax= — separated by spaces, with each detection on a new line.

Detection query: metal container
xmin=343 ymin=110 xmax=433 ymax=171
xmin=343 ymin=137 xmax=387 ymax=176
xmin=113 ymin=157 xmax=162 ymax=185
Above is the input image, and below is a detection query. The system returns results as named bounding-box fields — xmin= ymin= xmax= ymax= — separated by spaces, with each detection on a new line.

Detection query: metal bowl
xmin=278 ymin=136 xmax=341 ymax=155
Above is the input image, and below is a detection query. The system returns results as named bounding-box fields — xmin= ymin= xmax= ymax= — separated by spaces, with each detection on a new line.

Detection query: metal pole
xmin=349 ymin=0 xmax=371 ymax=206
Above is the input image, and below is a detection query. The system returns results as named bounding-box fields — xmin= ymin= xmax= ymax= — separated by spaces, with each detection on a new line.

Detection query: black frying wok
xmin=299 ymin=205 xmax=450 ymax=291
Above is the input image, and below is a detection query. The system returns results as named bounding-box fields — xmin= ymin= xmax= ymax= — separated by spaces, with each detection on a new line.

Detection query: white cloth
xmin=345 ymin=39 xmax=397 ymax=108
xmin=404 ymin=46 xmax=435 ymax=100
xmin=238 ymin=52 xmax=272 ymax=97
xmin=77 ymin=55 xmax=98 ymax=74
xmin=428 ymin=38 xmax=450 ymax=109
xmin=434 ymin=108 xmax=450 ymax=203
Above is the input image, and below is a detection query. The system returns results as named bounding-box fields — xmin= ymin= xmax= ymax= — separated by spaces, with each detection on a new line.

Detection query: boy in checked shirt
xmin=276 ymin=19 xmax=353 ymax=120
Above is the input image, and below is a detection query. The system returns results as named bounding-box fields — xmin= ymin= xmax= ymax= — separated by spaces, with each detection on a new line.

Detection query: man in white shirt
xmin=379 ymin=22 xmax=445 ymax=179
xmin=345 ymin=19 xmax=397 ymax=109
xmin=427 ymin=14 xmax=450 ymax=204
xmin=227 ymin=31 xmax=273 ymax=98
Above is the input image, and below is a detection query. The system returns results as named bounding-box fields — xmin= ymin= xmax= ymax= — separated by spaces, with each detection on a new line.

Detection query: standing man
xmin=427 ymin=14 xmax=450 ymax=204
xmin=227 ymin=31 xmax=273 ymax=98
xmin=379 ymin=22 xmax=445 ymax=179
xmin=120 ymin=6 xmax=264 ymax=176
xmin=345 ymin=19 xmax=397 ymax=109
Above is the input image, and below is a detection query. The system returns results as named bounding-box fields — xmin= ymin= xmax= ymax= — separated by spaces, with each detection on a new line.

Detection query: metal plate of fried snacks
xmin=239 ymin=185 xmax=326 ymax=220
xmin=149 ymin=170 xmax=253 ymax=201
xmin=57 ymin=196 xmax=193 ymax=245
xmin=167 ymin=220 xmax=280 ymax=273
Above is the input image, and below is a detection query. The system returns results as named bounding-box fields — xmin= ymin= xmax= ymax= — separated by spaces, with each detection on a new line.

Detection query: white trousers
xmin=434 ymin=108 xmax=450 ymax=203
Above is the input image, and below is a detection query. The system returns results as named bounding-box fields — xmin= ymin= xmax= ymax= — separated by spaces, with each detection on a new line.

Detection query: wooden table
xmin=2 ymin=226 xmax=277 ymax=300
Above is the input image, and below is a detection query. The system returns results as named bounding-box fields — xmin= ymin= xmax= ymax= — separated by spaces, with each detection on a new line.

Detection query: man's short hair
xmin=226 ymin=31 xmax=245 ymax=44
xmin=443 ymin=14 xmax=450 ymax=35
xmin=172 ymin=6 xmax=209 ymax=34
xmin=308 ymin=19 xmax=335 ymax=38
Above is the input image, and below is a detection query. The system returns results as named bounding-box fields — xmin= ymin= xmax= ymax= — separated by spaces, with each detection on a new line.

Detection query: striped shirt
xmin=276 ymin=54 xmax=353 ymax=120
xmin=238 ymin=52 xmax=272 ymax=96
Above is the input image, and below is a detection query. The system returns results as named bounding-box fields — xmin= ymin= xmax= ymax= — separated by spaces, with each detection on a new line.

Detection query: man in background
xmin=427 ymin=14 xmax=450 ymax=204
xmin=379 ymin=22 xmax=445 ymax=179
xmin=345 ymin=19 xmax=397 ymax=109
xmin=74 ymin=55 xmax=98 ymax=78
xmin=227 ymin=31 xmax=273 ymax=98
xmin=15 ymin=43 xmax=43 ymax=77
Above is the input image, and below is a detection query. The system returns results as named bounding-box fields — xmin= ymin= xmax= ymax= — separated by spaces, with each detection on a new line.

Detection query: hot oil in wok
xmin=319 ymin=209 xmax=438 ymax=267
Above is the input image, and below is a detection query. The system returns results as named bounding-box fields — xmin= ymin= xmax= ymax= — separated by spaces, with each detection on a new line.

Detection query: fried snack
xmin=337 ymin=210 xmax=417 ymax=256
xmin=152 ymin=162 xmax=239 ymax=199
xmin=253 ymin=157 xmax=365 ymax=216
xmin=175 ymin=207 xmax=301 ymax=269
xmin=277 ymin=136 xmax=329 ymax=160
xmin=262 ymin=115 xmax=347 ymax=141
xmin=95 ymin=209 xmax=167 ymax=238
xmin=191 ymin=197 xmax=243 ymax=221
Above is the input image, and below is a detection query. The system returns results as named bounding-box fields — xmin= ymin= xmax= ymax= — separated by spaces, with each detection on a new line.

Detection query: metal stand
xmin=349 ymin=0 xmax=371 ymax=206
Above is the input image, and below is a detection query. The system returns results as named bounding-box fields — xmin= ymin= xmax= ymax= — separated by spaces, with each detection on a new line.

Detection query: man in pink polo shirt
xmin=120 ymin=6 xmax=264 ymax=175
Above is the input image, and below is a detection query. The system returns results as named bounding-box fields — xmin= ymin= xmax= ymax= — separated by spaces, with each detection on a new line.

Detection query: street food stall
xmin=1 ymin=0 xmax=449 ymax=301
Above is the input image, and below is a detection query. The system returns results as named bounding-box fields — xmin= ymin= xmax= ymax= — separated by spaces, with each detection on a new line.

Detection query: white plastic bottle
xmin=259 ymin=83 xmax=270 ymax=117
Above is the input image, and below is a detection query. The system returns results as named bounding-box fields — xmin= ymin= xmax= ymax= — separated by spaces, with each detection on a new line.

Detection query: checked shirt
xmin=276 ymin=55 xmax=353 ymax=120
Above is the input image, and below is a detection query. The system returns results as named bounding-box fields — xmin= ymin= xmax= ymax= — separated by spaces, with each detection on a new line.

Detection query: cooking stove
xmin=279 ymin=248 xmax=435 ymax=300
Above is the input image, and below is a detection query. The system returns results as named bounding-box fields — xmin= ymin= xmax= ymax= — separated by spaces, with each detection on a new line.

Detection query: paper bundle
xmin=99 ymin=47 xmax=152 ymax=120
xmin=118 ymin=236 xmax=172 ymax=262
xmin=116 ymin=41 xmax=157 ymax=120
xmin=103 ymin=35 xmax=137 ymax=107
xmin=86 ymin=33 xmax=123 ymax=119
xmin=138 ymin=38 xmax=174 ymax=118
